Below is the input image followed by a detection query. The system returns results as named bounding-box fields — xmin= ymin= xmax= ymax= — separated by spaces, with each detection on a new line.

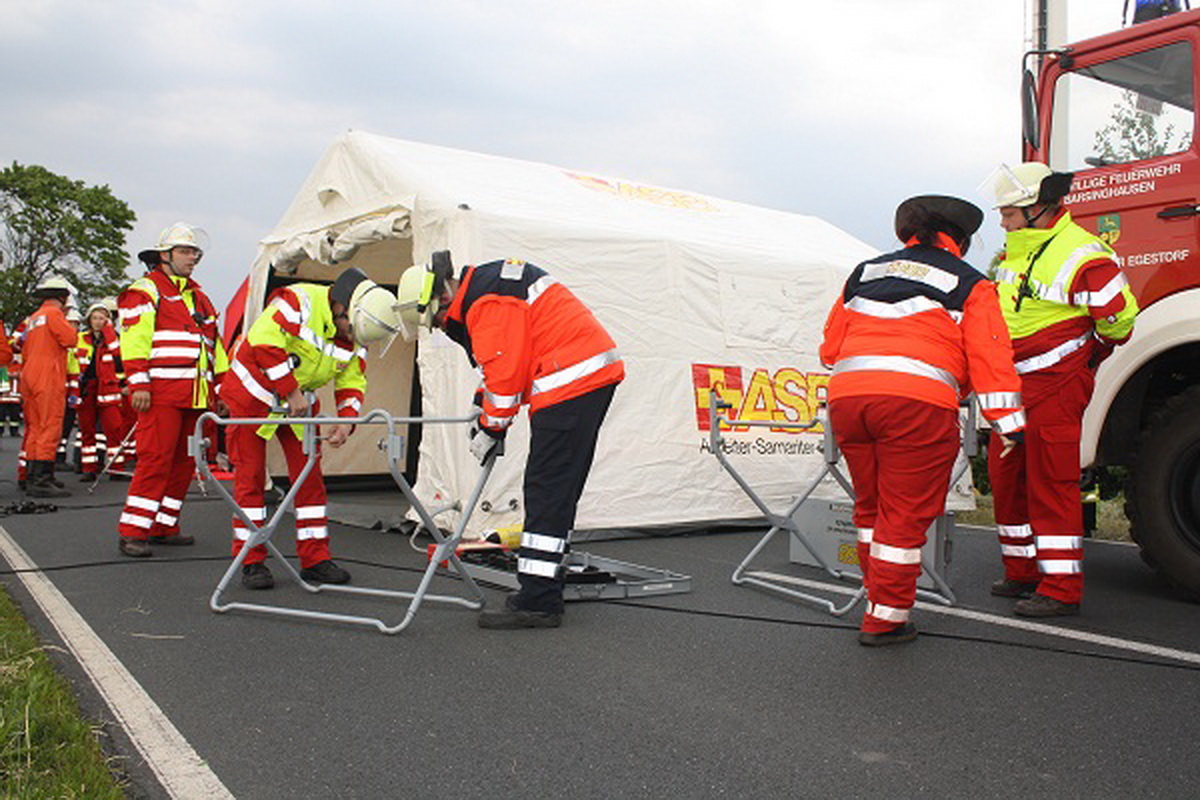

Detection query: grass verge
xmin=0 ymin=582 xmax=125 ymax=798
xmin=956 ymin=493 xmax=1133 ymax=543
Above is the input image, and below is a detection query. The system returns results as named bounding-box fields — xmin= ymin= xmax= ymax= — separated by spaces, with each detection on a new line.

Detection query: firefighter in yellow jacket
xmin=221 ymin=268 xmax=402 ymax=589
xmin=116 ymin=223 xmax=228 ymax=557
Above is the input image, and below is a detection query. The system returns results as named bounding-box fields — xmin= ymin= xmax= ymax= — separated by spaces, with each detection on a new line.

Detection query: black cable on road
xmin=1 ymin=551 xmax=1196 ymax=674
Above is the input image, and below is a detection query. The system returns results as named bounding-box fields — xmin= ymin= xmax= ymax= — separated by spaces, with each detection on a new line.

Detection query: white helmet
xmin=138 ymin=222 xmax=209 ymax=265
xmin=982 ymin=162 xmax=1074 ymax=209
xmin=395 ymin=250 xmax=455 ymax=340
xmin=101 ymin=296 xmax=119 ymax=315
xmin=32 ymin=275 xmax=74 ymax=299
xmin=348 ymin=280 xmax=403 ymax=345
xmin=65 ymin=306 xmax=82 ymax=324
xmin=85 ymin=301 xmax=111 ymax=320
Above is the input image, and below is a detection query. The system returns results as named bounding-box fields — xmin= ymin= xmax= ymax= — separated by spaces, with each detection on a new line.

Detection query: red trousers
xmin=77 ymin=389 xmax=128 ymax=474
xmin=830 ymin=395 xmax=959 ymax=633
xmin=988 ymin=371 xmax=1091 ymax=604
xmin=227 ymin=422 xmax=331 ymax=569
xmin=118 ymin=405 xmax=202 ymax=541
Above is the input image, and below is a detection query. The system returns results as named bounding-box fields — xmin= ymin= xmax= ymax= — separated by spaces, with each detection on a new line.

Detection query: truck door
xmin=1038 ymin=31 xmax=1198 ymax=309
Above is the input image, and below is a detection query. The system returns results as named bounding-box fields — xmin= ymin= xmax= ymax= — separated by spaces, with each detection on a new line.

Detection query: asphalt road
xmin=1 ymin=450 xmax=1197 ymax=799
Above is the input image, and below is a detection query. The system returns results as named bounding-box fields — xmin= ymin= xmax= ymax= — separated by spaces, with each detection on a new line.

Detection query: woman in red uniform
xmin=820 ymin=195 xmax=1025 ymax=646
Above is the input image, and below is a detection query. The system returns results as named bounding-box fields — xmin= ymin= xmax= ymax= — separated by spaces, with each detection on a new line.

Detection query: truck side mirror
xmin=1022 ymin=68 xmax=1040 ymax=151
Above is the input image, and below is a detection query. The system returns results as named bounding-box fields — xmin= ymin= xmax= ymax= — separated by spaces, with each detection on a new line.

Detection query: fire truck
xmin=1022 ymin=2 xmax=1200 ymax=598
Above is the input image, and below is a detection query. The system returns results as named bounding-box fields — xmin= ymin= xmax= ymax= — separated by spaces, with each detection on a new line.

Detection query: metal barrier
xmin=709 ymin=390 xmax=975 ymax=616
xmin=189 ymin=408 xmax=492 ymax=634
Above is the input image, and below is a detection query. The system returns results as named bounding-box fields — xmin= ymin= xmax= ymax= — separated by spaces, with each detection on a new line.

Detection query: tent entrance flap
xmin=189 ymin=406 xmax=491 ymax=635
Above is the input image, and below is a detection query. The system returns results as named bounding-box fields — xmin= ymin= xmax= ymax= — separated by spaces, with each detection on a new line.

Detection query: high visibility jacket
xmin=444 ymin=259 xmax=624 ymax=432
xmin=820 ymin=239 xmax=1026 ymax=435
xmin=0 ymin=321 xmax=11 ymax=368
xmin=223 ymin=283 xmax=367 ymax=439
xmin=118 ymin=269 xmax=228 ymax=408
xmin=994 ymin=211 xmax=1138 ymax=378
xmin=22 ymin=301 xmax=78 ymax=395
xmin=76 ymin=324 xmax=124 ymax=406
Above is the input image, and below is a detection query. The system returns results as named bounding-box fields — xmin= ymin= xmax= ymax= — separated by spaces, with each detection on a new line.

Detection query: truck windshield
xmin=1050 ymin=40 xmax=1194 ymax=170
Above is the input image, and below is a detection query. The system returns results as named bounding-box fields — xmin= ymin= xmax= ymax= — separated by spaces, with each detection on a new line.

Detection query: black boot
xmin=26 ymin=461 xmax=69 ymax=499
xmin=48 ymin=463 xmax=65 ymax=489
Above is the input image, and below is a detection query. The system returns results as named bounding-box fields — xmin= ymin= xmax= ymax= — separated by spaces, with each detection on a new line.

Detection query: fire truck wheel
xmin=1125 ymin=385 xmax=1200 ymax=601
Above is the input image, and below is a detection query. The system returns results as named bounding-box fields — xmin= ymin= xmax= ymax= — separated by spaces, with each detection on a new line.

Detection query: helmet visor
xmin=978 ymin=164 xmax=1040 ymax=209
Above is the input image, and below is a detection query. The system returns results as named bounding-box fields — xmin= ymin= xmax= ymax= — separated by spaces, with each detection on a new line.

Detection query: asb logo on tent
xmin=691 ymin=363 xmax=827 ymax=434
xmin=564 ymin=171 xmax=718 ymax=212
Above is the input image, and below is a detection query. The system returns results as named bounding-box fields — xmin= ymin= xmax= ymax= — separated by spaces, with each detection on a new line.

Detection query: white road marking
xmin=0 ymin=525 xmax=234 ymax=799
xmin=748 ymin=570 xmax=1200 ymax=666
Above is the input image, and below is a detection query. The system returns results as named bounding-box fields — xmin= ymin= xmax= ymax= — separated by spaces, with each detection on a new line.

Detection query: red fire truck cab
xmin=1024 ymin=8 xmax=1200 ymax=597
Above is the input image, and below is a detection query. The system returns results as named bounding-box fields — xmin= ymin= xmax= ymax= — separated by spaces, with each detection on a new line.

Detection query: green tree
xmin=0 ymin=162 xmax=136 ymax=326
xmin=1093 ymin=89 xmax=1193 ymax=163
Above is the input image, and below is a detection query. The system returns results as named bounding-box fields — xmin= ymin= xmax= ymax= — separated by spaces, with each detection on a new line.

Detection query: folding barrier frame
xmin=710 ymin=390 xmax=976 ymax=616
xmin=190 ymin=408 xmax=492 ymax=634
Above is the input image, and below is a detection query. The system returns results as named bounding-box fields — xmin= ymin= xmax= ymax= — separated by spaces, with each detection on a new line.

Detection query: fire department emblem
xmin=1097 ymin=213 xmax=1121 ymax=246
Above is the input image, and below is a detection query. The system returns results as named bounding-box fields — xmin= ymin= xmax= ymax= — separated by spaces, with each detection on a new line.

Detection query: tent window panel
xmin=716 ymin=271 xmax=826 ymax=352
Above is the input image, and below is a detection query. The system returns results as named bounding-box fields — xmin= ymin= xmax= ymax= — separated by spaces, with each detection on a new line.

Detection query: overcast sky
xmin=0 ymin=1 xmax=1122 ymax=312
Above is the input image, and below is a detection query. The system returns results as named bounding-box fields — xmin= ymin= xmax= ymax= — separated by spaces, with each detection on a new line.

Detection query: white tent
xmin=247 ymin=130 xmax=967 ymax=537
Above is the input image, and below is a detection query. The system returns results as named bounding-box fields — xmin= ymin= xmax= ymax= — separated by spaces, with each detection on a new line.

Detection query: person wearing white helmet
xmin=220 ymin=266 xmax=401 ymax=589
xmin=115 ymin=223 xmax=229 ymax=557
xmin=982 ymin=162 xmax=1139 ymax=617
xmin=396 ymin=251 xmax=625 ymax=629
xmin=20 ymin=276 xmax=79 ymax=498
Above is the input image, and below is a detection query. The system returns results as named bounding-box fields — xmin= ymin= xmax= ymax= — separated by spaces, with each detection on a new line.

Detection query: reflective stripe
xmin=1073 ymin=273 xmax=1128 ymax=308
xmin=149 ymin=367 xmax=200 ymax=380
xmin=120 ymin=512 xmax=154 ymax=529
xmin=126 ymin=495 xmax=159 ymax=512
xmin=271 ymin=296 xmax=302 ymax=325
xmin=866 ymin=602 xmax=910 ymax=623
xmin=526 ymin=275 xmax=558 ymax=305
xmin=152 ymin=330 xmax=201 ymax=344
xmin=122 ymin=302 xmax=156 ymax=320
xmin=231 ymin=360 xmax=276 ymax=405
xmin=295 ymin=505 xmax=327 ymax=520
xmin=833 ymin=355 xmax=959 ymax=393
xmin=128 ymin=373 xmax=151 ymax=385
xmin=98 ymin=393 xmax=122 ymax=404
xmin=1039 ymin=559 xmax=1082 ymax=574
xmin=1001 ymin=544 xmax=1038 ymax=558
xmin=994 ymin=410 xmax=1026 ymax=435
xmin=485 ymin=389 xmax=522 ymax=409
xmin=232 ymin=506 xmax=267 ymax=524
xmin=845 ymin=295 xmax=957 ymax=321
xmin=517 ymin=557 xmax=561 ymax=579
xmin=482 ymin=413 xmax=515 ymax=429
xmin=150 ymin=346 xmax=201 ymax=360
xmin=997 ymin=523 xmax=1032 ymax=538
xmin=296 ymin=526 xmax=328 ymax=541
xmin=155 ymin=512 xmax=178 ymax=526
xmin=870 ymin=541 xmax=922 ymax=565
xmin=337 ymin=397 xmax=361 ymax=412
xmin=1050 ymin=241 xmax=1109 ymax=296
xmin=860 ymin=260 xmax=959 ymax=293
xmin=977 ymin=391 xmax=1022 ymax=410
xmin=265 ymin=361 xmax=292 ymax=380
xmin=521 ymin=532 xmax=567 ymax=554
xmin=1036 ymin=535 xmax=1084 ymax=550
xmin=530 ymin=349 xmax=622 ymax=396
xmin=161 ymin=496 xmax=182 ymax=511
xmin=857 ymin=527 xmax=874 ymax=543
xmin=1013 ymin=332 xmax=1092 ymax=375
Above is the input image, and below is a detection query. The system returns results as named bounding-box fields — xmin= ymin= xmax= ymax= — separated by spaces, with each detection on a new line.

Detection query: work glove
xmin=467 ymin=389 xmax=485 ymax=433
xmin=469 ymin=426 xmax=505 ymax=464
